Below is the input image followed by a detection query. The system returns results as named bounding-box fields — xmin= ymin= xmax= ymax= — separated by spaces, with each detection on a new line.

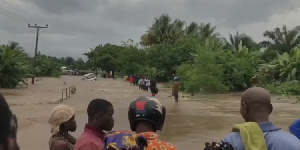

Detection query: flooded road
xmin=1 ymin=76 xmax=300 ymax=149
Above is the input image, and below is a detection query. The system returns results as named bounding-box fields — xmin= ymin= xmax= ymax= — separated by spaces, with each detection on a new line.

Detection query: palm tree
xmin=261 ymin=25 xmax=300 ymax=53
xmin=199 ymin=23 xmax=220 ymax=38
xmin=0 ymin=43 xmax=31 ymax=88
xmin=140 ymin=14 xmax=186 ymax=46
xmin=168 ymin=19 xmax=185 ymax=43
xmin=140 ymin=14 xmax=172 ymax=46
xmin=225 ymin=31 xmax=258 ymax=50
xmin=184 ymin=22 xmax=220 ymax=38
xmin=185 ymin=22 xmax=199 ymax=35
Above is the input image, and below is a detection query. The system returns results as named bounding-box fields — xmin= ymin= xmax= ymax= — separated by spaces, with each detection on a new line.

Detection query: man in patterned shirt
xmin=128 ymin=96 xmax=177 ymax=150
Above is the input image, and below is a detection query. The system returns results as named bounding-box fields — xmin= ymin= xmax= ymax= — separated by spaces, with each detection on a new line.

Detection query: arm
xmin=222 ymin=133 xmax=243 ymax=150
xmin=77 ymin=144 xmax=99 ymax=150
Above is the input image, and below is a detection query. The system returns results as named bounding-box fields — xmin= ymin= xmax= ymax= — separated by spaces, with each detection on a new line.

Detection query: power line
xmin=0 ymin=7 xmax=28 ymax=22
xmin=0 ymin=0 xmax=36 ymax=23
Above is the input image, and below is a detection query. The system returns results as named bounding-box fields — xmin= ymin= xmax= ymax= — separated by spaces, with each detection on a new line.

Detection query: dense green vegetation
xmin=85 ymin=14 xmax=300 ymax=95
xmin=0 ymin=42 xmax=88 ymax=88
xmin=2 ymin=14 xmax=300 ymax=96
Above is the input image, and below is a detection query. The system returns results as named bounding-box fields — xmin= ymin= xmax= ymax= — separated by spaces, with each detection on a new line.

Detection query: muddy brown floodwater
xmin=1 ymin=76 xmax=300 ymax=150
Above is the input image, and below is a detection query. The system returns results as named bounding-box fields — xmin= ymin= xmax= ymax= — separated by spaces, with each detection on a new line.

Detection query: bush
xmin=177 ymin=39 xmax=228 ymax=93
xmin=265 ymin=80 xmax=300 ymax=95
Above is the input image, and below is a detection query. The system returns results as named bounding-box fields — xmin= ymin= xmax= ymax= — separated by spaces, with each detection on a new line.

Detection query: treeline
xmin=3 ymin=14 xmax=300 ymax=95
xmin=85 ymin=14 xmax=300 ymax=95
xmin=0 ymin=42 xmax=87 ymax=88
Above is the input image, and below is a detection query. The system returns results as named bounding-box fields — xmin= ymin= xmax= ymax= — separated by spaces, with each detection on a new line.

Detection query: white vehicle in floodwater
xmin=82 ymin=73 xmax=97 ymax=81
xmin=61 ymin=66 xmax=67 ymax=74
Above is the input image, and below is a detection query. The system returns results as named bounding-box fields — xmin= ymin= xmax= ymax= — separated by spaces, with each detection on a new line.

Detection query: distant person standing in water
xmin=133 ymin=74 xmax=138 ymax=86
xmin=146 ymin=78 xmax=150 ymax=92
xmin=150 ymin=79 xmax=158 ymax=96
xmin=129 ymin=75 xmax=134 ymax=86
xmin=144 ymin=78 xmax=149 ymax=91
xmin=172 ymin=77 xmax=180 ymax=103
xmin=48 ymin=105 xmax=77 ymax=150
xmin=138 ymin=77 xmax=144 ymax=90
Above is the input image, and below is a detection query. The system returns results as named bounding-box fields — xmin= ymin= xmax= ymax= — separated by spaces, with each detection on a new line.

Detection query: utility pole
xmin=28 ymin=24 xmax=48 ymax=84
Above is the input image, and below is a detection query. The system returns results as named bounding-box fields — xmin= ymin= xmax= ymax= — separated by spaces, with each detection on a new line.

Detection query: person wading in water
xmin=48 ymin=105 xmax=77 ymax=150
xmin=129 ymin=75 xmax=134 ymax=86
xmin=149 ymin=79 xmax=158 ymax=96
xmin=172 ymin=77 xmax=180 ymax=103
xmin=128 ymin=96 xmax=177 ymax=150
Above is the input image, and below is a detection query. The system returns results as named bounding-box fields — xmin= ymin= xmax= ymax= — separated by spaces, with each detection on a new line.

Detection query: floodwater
xmin=1 ymin=76 xmax=300 ymax=150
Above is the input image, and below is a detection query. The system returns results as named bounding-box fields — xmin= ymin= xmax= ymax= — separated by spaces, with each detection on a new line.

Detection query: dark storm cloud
xmin=20 ymin=0 xmax=300 ymax=33
xmin=1 ymin=0 xmax=300 ymax=58
xmin=26 ymin=0 xmax=103 ymax=14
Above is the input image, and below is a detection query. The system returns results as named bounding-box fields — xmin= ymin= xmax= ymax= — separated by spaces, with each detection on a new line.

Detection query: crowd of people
xmin=125 ymin=74 xmax=159 ymax=97
xmin=1 ymin=86 xmax=300 ymax=150
xmin=49 ymin=96 xmax=176 ymax=150
xmin=124 ymin=74 xmax=180 ymax=103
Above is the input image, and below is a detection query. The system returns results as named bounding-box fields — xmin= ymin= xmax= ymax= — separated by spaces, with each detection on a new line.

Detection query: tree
xmin=65 ymin=56 xmax=75 ymax=67
xmin=119 ymin=40 xmax=146 ymax=75
xmin=225 ymin=31 xmax=258 ymax=51
xmin=140 ymin=14 xmax=186 ymax=46
xmin=261 ymin=25 xmax=300 ymax=53
xmin=73 ymin=58 xmax=86 ymax=70
xmin=198 ymin=23 xmax=220 ymax=38
xmin=84 ymin=44 xmax=123 ymax=74
xmin=0 ymin=42 xmax=31 ymax=88
xmin=177 ymin=39 xmax=228 ymax=93
xmin=34 ymin=54 xmax=63 ymax=77
xmin=185 ymin=22 xmax=220 ymax=38
xmin=220 ymin=41 xmax=263 ymax=91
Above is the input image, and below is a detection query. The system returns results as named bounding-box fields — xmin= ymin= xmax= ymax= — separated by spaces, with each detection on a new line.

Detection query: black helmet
xmin=128 ymin=96 xmax=166 ymax=131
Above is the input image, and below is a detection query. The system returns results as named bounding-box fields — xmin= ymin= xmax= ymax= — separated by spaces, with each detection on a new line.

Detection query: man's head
xmin=0 ymin=94 xmax=15 ymax=150
xmin=240 ymin=87 xmax=273 ymax=122
xmin=48 ymin=104 xmax=77 ymax=134
xmin=174 ymin=77 xmax=178 ymax=82
xmin=87 ymin=99 xmax=114 ymax=131
xmin=128 ymin=96 xmax=166 ymax=133
xmin=0 ymin=94 xmax=11 ymax=149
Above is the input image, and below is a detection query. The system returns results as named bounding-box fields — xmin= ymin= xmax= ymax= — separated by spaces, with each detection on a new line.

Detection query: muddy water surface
xmin=1 ymin=76 xmax=299 ymax=150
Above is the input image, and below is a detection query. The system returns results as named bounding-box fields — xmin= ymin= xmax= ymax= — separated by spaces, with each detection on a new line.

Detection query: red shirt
xmin=139 ymin=132 xmax=177 ymax=150
xmin=129 ymin=77 xmax=134 ymax=82
xmin=74 ymin=124 xmax=105 ymax=150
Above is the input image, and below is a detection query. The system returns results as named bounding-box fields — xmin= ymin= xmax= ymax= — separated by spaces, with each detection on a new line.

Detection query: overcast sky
xmin=0 ymin=0 xmax=300 ymax=59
